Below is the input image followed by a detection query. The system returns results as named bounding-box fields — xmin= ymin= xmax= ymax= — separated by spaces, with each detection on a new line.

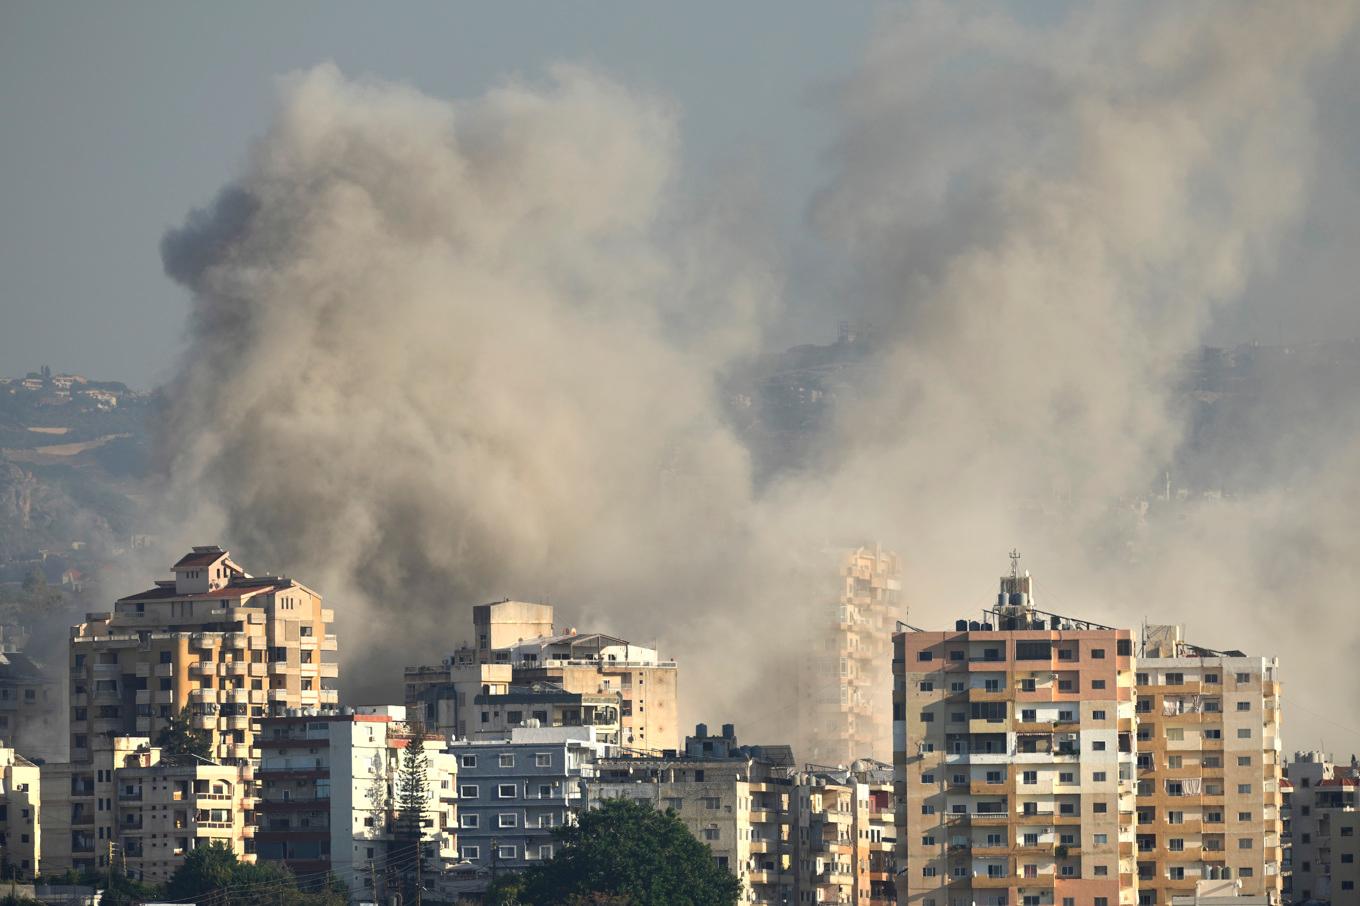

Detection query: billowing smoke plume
xmin=159 ymin=3 xmax=1360 ymax=750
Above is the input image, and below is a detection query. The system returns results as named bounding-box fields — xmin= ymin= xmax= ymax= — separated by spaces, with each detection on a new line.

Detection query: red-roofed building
xmin=67 ymin=547 xmax=338 ymax=771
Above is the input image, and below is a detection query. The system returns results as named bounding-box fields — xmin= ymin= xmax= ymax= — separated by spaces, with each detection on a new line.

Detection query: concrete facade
xmin=894 ymin=569 xmax=1138 ymax=906
xmin=254 ymin=706 xmax=456 ymax=901
xmin=1134 ymin=625 xmax=1284 ymax=905
xmin=0 ymin=746 xmax=40 ymax=879
xmin=800 ymin=547 xmax=903 ymax=767
xmin=39 ymin=735 xmax=254 ymax=880
xmin=69 ymin=547 xmax=338 ymax=765
xmin=1284 ymin=751 xmax=1360 ymax=904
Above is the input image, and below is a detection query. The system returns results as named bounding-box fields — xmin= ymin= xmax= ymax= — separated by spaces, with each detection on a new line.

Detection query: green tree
xmin=518 ymin=798 xmax=741 ymax=906
xmin=164 ymin=842 xmax=347 ymax=905
xmin=393 ymin=722 xmax=430 ymax=902
xmin=154 ymin=707 xmax=213 ymax=759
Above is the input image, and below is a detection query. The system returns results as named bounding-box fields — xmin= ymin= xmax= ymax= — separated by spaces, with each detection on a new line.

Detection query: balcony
xmin=225 ymin=633 xmax=248 ymax=648
xmin=154 ymin=662 xmax=174 ymax=678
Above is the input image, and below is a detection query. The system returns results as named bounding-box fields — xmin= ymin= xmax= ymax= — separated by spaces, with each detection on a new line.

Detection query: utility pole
xmin=106 ymin=839 xmax=114 ymax=892
xmin=369 ymin=860 xmax=378 ymax=905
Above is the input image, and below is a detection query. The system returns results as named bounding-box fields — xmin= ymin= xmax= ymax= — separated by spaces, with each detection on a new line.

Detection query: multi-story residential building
xmin=593 ymin=724 xmax=799 ymax=906
xmin=405 ymin=599 xmax=677 ymax=750
xmin=894 ymin=565 xmax=1138 ymax=906
xmin=0 ymin=649 xmax=63 ymax=763
xmin=68 ymin=547 xmax=338 ymax=764
xmin=1135 ymin=624 xmax=1284 ymax=905
xmin=449 ymin=725 xmax=610 ymax=878
xmin=0 ymin=745 xmax=41 ymax=879
xmin=1284 ymin=750 xmax=1360 ymax=904
xmin=254 ymin=706 xmax=456 ymax=900
xmin=39 ymin=735 xmax=254 ymax=879
xmin=799 ymin=547 xmax=903 ymax=766
xmin=590 ymin=724 xmax=896 ymax=906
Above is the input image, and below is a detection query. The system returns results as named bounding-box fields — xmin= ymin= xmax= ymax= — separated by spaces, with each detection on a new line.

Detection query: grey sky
xmin=0 ymin=1 xmax=872 ymax=386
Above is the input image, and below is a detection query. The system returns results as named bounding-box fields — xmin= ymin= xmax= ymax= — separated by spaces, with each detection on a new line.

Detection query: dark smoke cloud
xmin=158 ymin=3 xmax=1360 ymax=753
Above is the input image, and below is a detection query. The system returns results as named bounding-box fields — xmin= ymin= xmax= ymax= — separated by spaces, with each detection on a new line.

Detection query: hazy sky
xmin=0 ymin=1 xmax=873 ymax=386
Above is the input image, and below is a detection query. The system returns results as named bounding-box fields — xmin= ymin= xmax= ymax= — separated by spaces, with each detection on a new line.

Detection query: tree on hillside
xmin=518 ymin=797 xmax=741 ymax=906
xmin=154 ymin=707 xmax=213 ymax=759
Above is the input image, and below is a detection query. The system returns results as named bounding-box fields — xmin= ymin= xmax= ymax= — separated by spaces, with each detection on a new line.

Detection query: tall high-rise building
xmin=1134 ymin=625 xmax=1284 ymax=905
xmin=1281 ymin=751 xmax=1355 ymax=905
xmin=405 ymin=599 xmax=677 ymax=751
xmin=68 ymin=546 xmax=338 ymax=764
xmin=799 ymin=546 xmax=902 ymax=766
xmin=894 ymin=565 xmax=1138 ymax=906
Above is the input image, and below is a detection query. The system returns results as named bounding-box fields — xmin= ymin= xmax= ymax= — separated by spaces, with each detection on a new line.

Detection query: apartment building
xmin=449 ymin=725 xmax=610 ymax=877
xmin=0 ymin=745 xmax=41 ymax=879
xmin=405 ymin=599 xmax=677 ymax=751
xmin=1284 ymin=750 xmax=1359 ymax=904
xmin=894 ymin=566 xmax=1138 ymax=906
xmin=593 ymin=724 xmax=799 ymax=906
xmin=801 ymin=761 xmax=899 ymax=906
xmin=39 ymin=735 xmax=254 ymax=880
xmin=799 ymin=547 xmax=903 ymax=767
xmin=1135 ymin=625 xmax=1284 ymax=905
xmin=0 ymin=649 xmax=63 ymax=763
xmin=254 ymin=706 xmax=456 ymax=899
xmin=68 ymin=547 xmax=337 ymax=764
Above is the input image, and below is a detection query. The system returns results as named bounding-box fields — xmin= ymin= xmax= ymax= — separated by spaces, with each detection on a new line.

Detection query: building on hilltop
xmin=894 ymin=561 xmax=1139 ymax=906
xmin=39 ymin=735 xmax=254 ymax=880
xmin=254 ymin=705 xmax=456 ymax=902
xmin=68 ymin=546 xmax=338 ymax=765
xmin=405 ymin=599 xmax=677 ymax=751
xmin=1135 ymin=624 xmax=1285 ymax=905
xmin=797 ymin=546 xmax=902 ymax=767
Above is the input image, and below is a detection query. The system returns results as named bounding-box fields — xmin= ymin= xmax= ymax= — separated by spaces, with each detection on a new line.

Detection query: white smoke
xmin=158 ymin=3 xmax=1360 ymax=752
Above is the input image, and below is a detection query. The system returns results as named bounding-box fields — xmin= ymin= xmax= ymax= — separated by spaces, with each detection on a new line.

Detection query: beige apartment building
xmin=0 ymin=648 xmax=64 ymax=763
xmin=894 ymin=566 xmax=1138 ymax=906
xmin=0 ymin=745 xmax=41 ymax=879
xmin=799 ymin=547 xmax=903 ymax=767
xmin=40 ymin=735 xmax=255 ymax=880
xmin=593 ymin=724 xmax=897 ymax=906
xmin=1134 ymin=625 xmax=1284 ymax=905
xmin=69 ymin=546 xmax=338 ymax=764
xmin=405 ymin=600 xmax=677 ymax=751
xmin=1284 ymin=750 xmax=1359 ymax=904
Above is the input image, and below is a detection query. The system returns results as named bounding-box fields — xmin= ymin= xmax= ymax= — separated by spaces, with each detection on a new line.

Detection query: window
xmin=499 ymin=753 xmax=515 ymax=768
xmin=703 ymin=827 xmax=719 ymax=841
xmin=1092 ymin=710 xmax=1106 ymax=720
xmin=1022 ymin=709 xmax=1037 ymax=722
xmin=460 ymin=813 xmax=479 ymax=828
xmin=1135 ymin=672 xmax=1148 ymax=685
xmin=919 ymin=681 xmax=934 ymax=692
xmin=539 ymin=845 xmax=553 ymax=860
xmin=497 ymin=845 xmax=516 ymax=860
xmin=918 ymin=650 xmax=934 ymax=662
xmin=1058 ymin=679 xmax=1074 ymax=692
xmin=1020 ymin=678 xmax=1036 ymax=692
xmin=1239 ymin=838 xmax=1253 ymax=849
xmin=1092 ymin=741 xmax=1106 ymax=751
xmin=1238 ymin=756 xmax=1252 ymax=766
xmin=498 ymin=813 xmax=518 ymax=828
xmin=461 ymin=754 xmax=477 ymax=768
xmin=1059 ymin=772 xmax=1074 ymax=784
xmin=1237 ymin=701 xmax=1251 ymax=711
xmin=921 ymin=773 xmax=935 ymax=784
xmin=1169 ymin=838 xmax=1185 ymax=852
xmin=1094 ymin=802 xmax=1107 ymax=813
xmin=921 ymin=712 xmax=934 ymax=723
xmin=1236 ymin=672 xmax=1250 ymax=683
xmin=1093 ymin=866 xmax=1108 ymax=877
xmin=1091 ymin=648 xmax=1105 ymax=659
xmin=498 ymin=784 xmax=517 ymax=799
xmin=1167 ymin=811 xmax=1183 ymax=824
xmin=1091 ymin=679 xmax=1106 ymax=690
xmin=1093 ymin=834 xmax=1108 ymax=845
xmin=921 ymin=835 xmax=935 ymax=846
xmin=535 ymin=753 xmax=552 ymax=768
xmin=459 ymin=785 xmax=478 ymax=799
xmin=1238 ymin=784 xmax=1252 ymax=794
xmin=1023 ymin=771 xmax=1037 ymax=785
xmin=461 ymin=845 xmax=480 ymax=860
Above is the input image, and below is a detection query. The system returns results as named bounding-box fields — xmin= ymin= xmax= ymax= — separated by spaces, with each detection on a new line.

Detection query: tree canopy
xmin=163 ymin=841 xmax=347 ymax=906
xmin=154 ymin=707 xmax=213 ymax=759
xmin=512 ymin=798 xmax=741 ymax=906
